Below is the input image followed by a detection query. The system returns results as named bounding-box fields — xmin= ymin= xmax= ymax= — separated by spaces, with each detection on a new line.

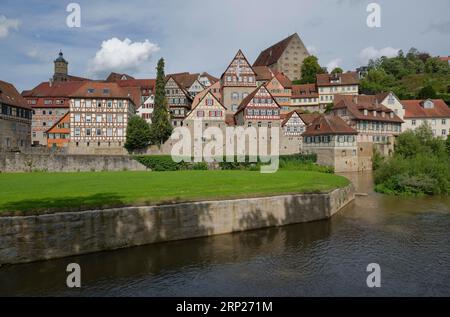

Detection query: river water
xmin=1 ymin=172 xmax=449 ymax=296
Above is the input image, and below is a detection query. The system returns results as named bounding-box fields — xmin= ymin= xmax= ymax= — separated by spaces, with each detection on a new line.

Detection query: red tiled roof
xmin=439 ymin=56 xmax=450 ymax=62
xmin=281 ymin=110 xmax=302 ymax=126
xmin=253 ymin=66 xmax=275 ymax=81
xmin=291 ymin=83 xmax=318 ymax=98
xmin=299 ymin=113 xmax=320 ymax=125
xmin=200 ymin=72 xmax=219 ymax=84
xmin=333 ymin=95 xmax=403 ymax=123
xmin=116 ymin=79 xmax=156 ymax=89
xmin=253 ymin=33 xmax=297 ymax=67
xmin=69 ymin=82 xmax=134 ymax=101
xmin=0 ymin=80 xmax=30 ymax=109
xmin=316 ymin=72 xmax=359 ymax=87
xmin=22 ymin=81 xmax=85 ymax=98
xmin=274 ymin=72 xmax=292 ymax=89
xmin=303 ymin=115 xmax=357 ymax=136
xmin=401 ymin=99 xmax=450 ymax=119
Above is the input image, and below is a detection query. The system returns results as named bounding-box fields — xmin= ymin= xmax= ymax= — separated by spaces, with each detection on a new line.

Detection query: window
xmin=97 ymin=101 xmax=102 ymax=108
xmin=248 ymin=122 xmax=252 ymax=127
xmin=87 ymin=88 xmax=95 ymax=94
xmin=44 ymin=99 xmax=52 ymax=105
xmin=107 ymin=101 xmax=112 ymax=108
xmin=86 ymin=100 xmax=92 ymax=107
xmin=442 ymin=129 xmax=447 ymax=136
xmin=117 ymin=114 xmax=123 ymax=122
xmin=74 ymin=114 xmax=81 ymax=122
xmin=96 ymin=115 xmax=102 ymax=123
xmin=96 ymin=128 xmax=102 ymax=136
xmin=197 ymin=110 xmax=205 ymax=117
xmin=247 ymin=109 xmax=253 ymax=116
xmin=74 ymin=100 xmax=80 ymax=107
xmin=75 ymin=128 xmax=80 ymax=136
xmin=412 ymin=120 xmax=416 ymax=126
xmin=107 ymin=114 xmax=113 ymax=123
xmin=103 ymin=89 xmax=110 ymax=95
xmin=206 ymin=99 xmax=214 ymax=106
xmin=86 ymin=115 xmax=91 ymax=123
xmin=232 ymin=105 xmax=238 ymax=112
xmin=107 ymin=128 xmax=113 ymax=137
xmin=442 ymin=119 xmax=447 ymax=125
xmin=86 ymin=128 xmax=91 ymax=136
xmin=117 ymin=128 xmax=123 ymax=137
xmin=118 ymin=101 xmax=123 ymax=108
xmin=232 ymin=92 xmax=239 ymax=100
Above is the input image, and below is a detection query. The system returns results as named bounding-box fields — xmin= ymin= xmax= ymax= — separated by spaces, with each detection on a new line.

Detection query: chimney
xmin=49 ymin=78 xmax=53 ymax=87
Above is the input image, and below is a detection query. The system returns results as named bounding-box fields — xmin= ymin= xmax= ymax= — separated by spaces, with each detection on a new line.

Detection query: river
xmin=1 ymin=172 xmax=449 ymax=296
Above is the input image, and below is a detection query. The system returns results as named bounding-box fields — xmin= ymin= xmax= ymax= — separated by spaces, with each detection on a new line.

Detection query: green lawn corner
xmin=0 ymin=170 xmax=350 ymax=215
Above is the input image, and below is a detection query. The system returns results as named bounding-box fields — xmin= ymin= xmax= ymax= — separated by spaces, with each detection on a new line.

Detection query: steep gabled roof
xmin=46 ymin=112 xmax=70 ymax=134
xmin=165 ymin=76 xmax=193 ymax=101
xmin=0 ymin=80 xmax=30 ymax=109
xmin=186 ymin=90 xmax=226 ymax=119
xmin=106 ymin=72 xmax=135 ymax=82
xmin=199 ymin=72 xmax=219 ymax=84
xmin=303 ymin=115 xmax=357 ymax=136
xmin=253 ymin=33 xmax=298 ymax=67
xmin=235 ymin=86 xmax=281 ymax=115
xmin=253 ymin=66 xmax=275 ymax=82
xmin=273 ymin=72 xmax=292 ymax=89
xmin=220 ymin=49 xmax=256 ymax=80
xmin=401 ymin=99 xmax=450 ymax=119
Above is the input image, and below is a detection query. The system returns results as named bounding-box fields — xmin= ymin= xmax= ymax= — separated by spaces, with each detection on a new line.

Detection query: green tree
xmin=124 ymin=116 xmax=151 ymax=153
xmin=300 ymin=56 xmax=324 ymax=84
xmin=331 ymin=67 xmax=343 ymax=75
xmin=150 ymin=58 xmax=173 ymax=146
xmin=360 ymin=68 xmax=395 ymax=94
xmin=446 ymin=135 xmax=450 ymax=156
xmin=417 ymin=84 xmax=437 ymax=99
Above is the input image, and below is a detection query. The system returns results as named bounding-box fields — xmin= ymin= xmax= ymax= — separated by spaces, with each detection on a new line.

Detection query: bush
xmin=190 ymin=162 xmax=208 ymax=170
xmin=374 ymin=130 xmax=450 ymax=196
xmin=134 ymin=155 xmax=188 ymax=171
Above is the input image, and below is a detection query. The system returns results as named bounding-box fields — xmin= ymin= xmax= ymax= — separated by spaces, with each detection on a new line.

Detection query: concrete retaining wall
xmin=0 ymin=153 xmax=147 ymax=173
xmin=0 ymin=184 xmax=354 ymax=265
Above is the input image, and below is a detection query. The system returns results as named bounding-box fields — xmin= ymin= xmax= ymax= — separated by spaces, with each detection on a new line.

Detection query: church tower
xmin=53 ymin=51 xmax=69 ymax=82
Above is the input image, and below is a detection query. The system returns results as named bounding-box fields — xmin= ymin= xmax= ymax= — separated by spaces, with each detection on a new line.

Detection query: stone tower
xmin=53 ymin=51 xmax=68 ymax=82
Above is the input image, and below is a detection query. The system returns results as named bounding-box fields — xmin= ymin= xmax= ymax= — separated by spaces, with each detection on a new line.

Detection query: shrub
xmin=134 ymin=155 xmax=188 ymax=171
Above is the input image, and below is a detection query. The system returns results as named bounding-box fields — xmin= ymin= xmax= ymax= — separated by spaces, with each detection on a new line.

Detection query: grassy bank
xmin=0 ymin=170 xmax=349 ymax=215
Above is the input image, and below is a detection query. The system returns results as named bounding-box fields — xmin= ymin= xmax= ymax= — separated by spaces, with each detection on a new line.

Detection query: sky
xmin=1 ymin=0 xmax=450 ymax=92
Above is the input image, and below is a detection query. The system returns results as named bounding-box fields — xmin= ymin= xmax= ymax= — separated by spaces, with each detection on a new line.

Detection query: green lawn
xmin=0 ymin=170 xmax=349 ymax=215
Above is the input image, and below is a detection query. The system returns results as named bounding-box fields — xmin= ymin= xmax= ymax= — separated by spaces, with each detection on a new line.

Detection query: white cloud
xmin=0 ymin=15 xmax=20 ymax=38
xmin=326 ymin=58 xmax=343 ymax=71
xmin=359 ymin=46 xmax=400 ymax=63
xmin=307 ymin=45 xmax=318 ymax=55
xmin=88 ymin=38 xmax=160 ymax=77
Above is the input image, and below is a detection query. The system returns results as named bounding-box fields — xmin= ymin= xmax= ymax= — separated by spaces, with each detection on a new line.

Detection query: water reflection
xmin=1 ymin=172 xmax=449 ymax=296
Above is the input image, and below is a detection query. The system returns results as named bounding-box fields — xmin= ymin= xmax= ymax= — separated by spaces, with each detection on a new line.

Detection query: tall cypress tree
xmin=150 ymin=58 xmax=173 ymax=145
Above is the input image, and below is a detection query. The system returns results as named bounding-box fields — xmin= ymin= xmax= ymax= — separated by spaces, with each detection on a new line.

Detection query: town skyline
xmin=1 ymin=0 xmax=450 ymax=91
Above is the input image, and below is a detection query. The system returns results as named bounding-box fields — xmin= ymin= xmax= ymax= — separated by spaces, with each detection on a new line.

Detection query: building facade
xmin=302 ymin=115 xmax=359 ymax=172
xmin=290 ymin=84 xmax=320 ymax=112
xmin=0 ymin=80 xmax=32 ymax=152
xmin=23 ymin=81 xmax=84 ymax=146
xmin=316 ymin=72 xmax=359 ymax=107
xmin=265 ymin=73 xmax=292 ymax=113
xmin=165 ymin=76 xmax=192 ymax=127
xmin=68 ymin=82 xmax=135 ymax=154
xmin=400 ymin=99 xmax=450 ymax=138
xmin=46 ymin=112 xmax=70 ymax=148
xmin=221 ymin=50 xmax=257 ymax=113
xmin=253 ymin=33 xmax=310 ymax=81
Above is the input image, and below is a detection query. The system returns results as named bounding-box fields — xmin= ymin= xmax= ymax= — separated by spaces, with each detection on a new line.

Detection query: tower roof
xmin=54 ymin=51 xmax=67 ymax=63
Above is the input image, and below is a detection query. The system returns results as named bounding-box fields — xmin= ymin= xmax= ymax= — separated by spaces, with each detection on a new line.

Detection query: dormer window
xmin=423 ymin=100 xmax=434 ymax=109
xmin=87 ymin=88 xmax=95 ymax=94
xmin=103 ymin=88 xmax=110 ymax=95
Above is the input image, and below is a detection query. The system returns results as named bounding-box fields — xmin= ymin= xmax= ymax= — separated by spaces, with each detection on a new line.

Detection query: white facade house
xmin=137 ymin=95 xmax=155 ymax=124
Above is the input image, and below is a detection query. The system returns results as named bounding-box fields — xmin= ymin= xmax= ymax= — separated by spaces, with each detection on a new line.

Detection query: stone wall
xmin=0 ymin=184 xmax=354 ymax=265
xmin=0 ymin=153 xmax=147 ymax=173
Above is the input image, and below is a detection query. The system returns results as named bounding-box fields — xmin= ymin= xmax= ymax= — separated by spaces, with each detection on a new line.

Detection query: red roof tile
xmin=0 ymin=80 xmax=30 ymax=109
xmin=401 ymin=99 xmax=450 ymax=119
xmin=291 ymin=83 xmax=318 ymax=98
xmin=333 ymin=95 xmax=403 ymax=123
xmin=303 ymin=115 xmax=357 ymax=136
xmin=253 ymin=66 xmax=275 ymax=81
xmin=105 ymin=72 xmax=135 ymax=82
xmin=316 ymin=72 xmax=359 ymax=87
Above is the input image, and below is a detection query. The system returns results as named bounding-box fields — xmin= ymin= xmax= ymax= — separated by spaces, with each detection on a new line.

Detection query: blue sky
xmin=1 ymin=0 xmax=450 ymax=91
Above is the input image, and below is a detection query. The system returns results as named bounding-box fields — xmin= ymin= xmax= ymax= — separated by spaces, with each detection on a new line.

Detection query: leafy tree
xmin=425 ymin=57 xmax=450 ymax=74
xmin=446 ymin=135 xmax=450 ymax=156
xmin=124 ymin=116 xmax=151 ymax=153
xmin=360 ymin=68 xmax=395 ymax=94
xmin=300 ymin=56 xmax=324 ymax=84
xmin=417 ymin=84 xmax=437 ymax=99
xmin=150 ymin=58 xmax=173 ymax=146
xmin=331 ymin=67 xmax=343 ymax=75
